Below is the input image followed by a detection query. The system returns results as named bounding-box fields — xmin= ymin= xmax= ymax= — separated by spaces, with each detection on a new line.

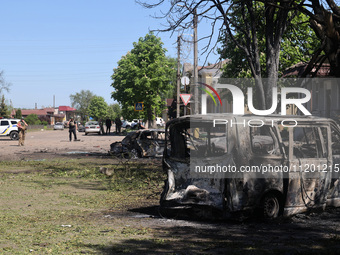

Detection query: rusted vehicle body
xmin=110 ymin=129 xmax=166 ymax=158
xmin=160 ymin=114 xmax=340 ymax=218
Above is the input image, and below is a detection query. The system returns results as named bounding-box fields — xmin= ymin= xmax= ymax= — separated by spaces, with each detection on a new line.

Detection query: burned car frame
xmin=110 ymin=129 xmax=166 ymax=158
xmin=160 ymin=114 xmax=340 ymax=218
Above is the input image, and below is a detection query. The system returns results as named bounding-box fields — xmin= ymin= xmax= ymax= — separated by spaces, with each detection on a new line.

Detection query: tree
xmin=107 ymin=103 xmax=122 ymax=120
xmin=297 ymin=0 xmax=340 ymax=77
xmin=88 ymin=96 xmax=108 ymax=121
xmin=138 ymin=0 xmax=300 ymax=110
xmin=70 ymin=90 xmax=95 ymax=121
xmin=219 ymin=12 xmax=320 ymax=78
xmin=111 ymin=32 xmax=177 ymax=126
xmin=0 ymin=95 xmax=9 ymax=118
xmin=25 ymin=114 xmax=41 ymax=125
xmin=15 ymin=109 xmax=22 ymax=119
xmin=0 ymin=71 xmax=11 ymax=118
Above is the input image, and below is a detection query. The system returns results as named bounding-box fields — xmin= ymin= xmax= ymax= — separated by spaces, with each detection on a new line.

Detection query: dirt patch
xmin=0 ymin=129 xmax=124 ymax=161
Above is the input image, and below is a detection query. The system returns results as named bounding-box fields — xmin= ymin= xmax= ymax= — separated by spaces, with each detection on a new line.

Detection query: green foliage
xmin=279 ymin=13 xmax=320 ymax=74
xmin=15 ymin=108 xmax=22 ymax=119
xmin=25 ymin=114 xmax=41 ymax=125
xmin=111 ymin=32 xmax=177 ymax=123
xmin=88 ymin=96 xmax=108 ymax=121
xmin=70 ymin=90 xmax=95 ymax=121
xmin=219 ymin=11 xmax=319 ymax=78
xmin=107 ymin=103 xmax=122 ymax=120
xmin=0 ymin=95 xmax=9 ymax=118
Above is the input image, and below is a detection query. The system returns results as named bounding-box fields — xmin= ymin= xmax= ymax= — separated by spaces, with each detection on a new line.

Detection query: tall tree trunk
xmin=147 ymin=105 xmax=154 ymax=128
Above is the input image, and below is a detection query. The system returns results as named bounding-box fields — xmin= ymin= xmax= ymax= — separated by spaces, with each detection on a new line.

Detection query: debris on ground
xmin=109 ymin=129 xmax=166 ymax=158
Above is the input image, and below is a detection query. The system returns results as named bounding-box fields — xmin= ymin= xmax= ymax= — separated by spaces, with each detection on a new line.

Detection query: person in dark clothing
xmin=68 ymin=118 xmax=78 ymax=141
xmin=106 ymin=118 xmax=112 ymax=134
xmin=115 ymin=117 xmax=122 ymax=134
xmin=99 ymin=119 xmax=105 ymax=135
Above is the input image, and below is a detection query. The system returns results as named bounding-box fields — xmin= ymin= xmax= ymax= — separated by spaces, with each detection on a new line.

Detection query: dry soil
xmin=0 ymin=129 xmax=123 ymax=161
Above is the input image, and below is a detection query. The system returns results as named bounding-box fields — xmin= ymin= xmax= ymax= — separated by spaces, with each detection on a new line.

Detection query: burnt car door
xmin=229 ymin=122 xmax=286 ymax=217
xmin=327 ymin=122 xmax=340 ymax=206
xmin=284 ymin=123 xmax=331 ymax=216
xmin=161 ymin=118 xmax=231 ymax=212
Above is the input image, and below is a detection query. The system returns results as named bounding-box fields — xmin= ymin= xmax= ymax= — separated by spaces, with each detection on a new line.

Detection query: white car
xmin=122 ymin=120 xmax=133 ymax=129
xmin=156 ymin=117 xmax=165 ymax=127
xmin=85 ymin=121 xmax=101 ymax=135
xmin=0 ymin=118 xmax=20 ymax=140
xmin=130 ymin=119 xmax=142 ymax=129
xmin=54 ymin=122 xmax=64 ymax=130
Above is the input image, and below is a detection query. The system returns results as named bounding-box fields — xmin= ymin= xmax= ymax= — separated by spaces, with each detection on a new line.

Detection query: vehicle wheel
xmin=160 ymin=180 xmax=169 ymax=206
xmin=85 ymin=133 xmax=88 ymax=136
xmin=10 ymin=131 xmax=19 ymax=140
xmin=126 ymin=125 xmax=130 ymax=129
xmin=263 ymin=193 xmax=281 ymax=219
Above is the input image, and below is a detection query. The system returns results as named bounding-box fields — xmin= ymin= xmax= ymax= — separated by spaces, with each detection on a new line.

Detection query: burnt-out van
xmin=160 ymin=114 xmax=340 ymax=218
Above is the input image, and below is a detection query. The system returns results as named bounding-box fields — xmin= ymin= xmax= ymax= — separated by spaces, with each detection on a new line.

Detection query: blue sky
xmin=0 ymin=0 xmax=219 ymax=109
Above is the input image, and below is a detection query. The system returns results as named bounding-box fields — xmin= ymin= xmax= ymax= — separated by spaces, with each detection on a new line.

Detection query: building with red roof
xmin=11 ymin=106 xmax=77 ymax=125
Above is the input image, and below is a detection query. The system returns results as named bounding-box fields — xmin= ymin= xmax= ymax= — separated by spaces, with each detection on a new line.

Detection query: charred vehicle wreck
xmin=160 ymin=114 xmax=340 ymax=218
xmin=110 ymin=129 xmax=166 ymax=158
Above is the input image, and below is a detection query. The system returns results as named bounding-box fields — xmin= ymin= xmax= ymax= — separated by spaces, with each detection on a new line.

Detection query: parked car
xmin=131 ymin=119 xmax=146 ymax=129
xmin=156 ymin=117 xmax=165 ymax=127
xmin=78 ymin=123 xmax=85 ymax=132
xmin=160 ymin=114 xmax=340 ymax=219
xmin=130 ymin=119 xmax=139 ymax=129
xmin=122 ymin=119 xmax=142 ymax=129
xmin=53 ymin=122 xmax=64 ymax=130
xmin=85 ymin=121 xmax=101 ymax=135
xmin=110 ymin=129 xmax=166 ymax=158
xmin=0 ymin=118 xmax=20 ymax=140
xmin=122 ymin=120 xmax=133 ymax=129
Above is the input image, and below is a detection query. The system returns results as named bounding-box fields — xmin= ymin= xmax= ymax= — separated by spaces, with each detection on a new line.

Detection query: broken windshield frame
xmin=166 ymin=119 xmax=229 ymax=160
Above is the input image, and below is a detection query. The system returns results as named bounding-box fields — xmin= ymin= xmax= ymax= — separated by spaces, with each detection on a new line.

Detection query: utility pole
xmin=193 ymin=8 xmax=199 ymax=115
xmin=176 ymin=35 xmax=181 ymax=118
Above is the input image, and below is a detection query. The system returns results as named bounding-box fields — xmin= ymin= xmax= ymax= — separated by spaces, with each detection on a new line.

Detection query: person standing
xmin=99 ymin=119 xmax=105 ymax=135
xmin=105 ymin=118 xmax=112 ymax=134
xmin=68 ymin=118 xmax=78 ymax=141
xmin=115 ymin=117 xmax=122 ymax=134
xmin=18 ymin=118 xmax=28 ymax=146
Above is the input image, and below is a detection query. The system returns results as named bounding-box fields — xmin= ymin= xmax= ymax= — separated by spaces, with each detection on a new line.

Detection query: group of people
xmin=104 ymin=117 xmax=122 ymax=134
xmin=16 ymin=117 xmax=125 ymax=145
xmin=67 ymin=117 xmax=123 ymax=141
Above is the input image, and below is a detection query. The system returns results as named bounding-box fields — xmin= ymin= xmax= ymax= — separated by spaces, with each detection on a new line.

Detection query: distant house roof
xmin=283 ymin=62 xmax=331 ymax=77
xmin=21 ymin=109 xmax=54 ymax=116
xmin=59 ymin=106 xmax=77 ymax=112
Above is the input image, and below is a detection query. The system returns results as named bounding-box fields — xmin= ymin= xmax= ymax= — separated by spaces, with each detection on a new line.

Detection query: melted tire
xmin=263 ymin=194 xmax=281 ymax=219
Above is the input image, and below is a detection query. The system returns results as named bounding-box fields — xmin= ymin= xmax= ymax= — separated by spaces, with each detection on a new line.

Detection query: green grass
xmin=1 ymin=159 xmax=340 ymax=254
xmin=0 ymin=158 xmax=165 ymax=254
